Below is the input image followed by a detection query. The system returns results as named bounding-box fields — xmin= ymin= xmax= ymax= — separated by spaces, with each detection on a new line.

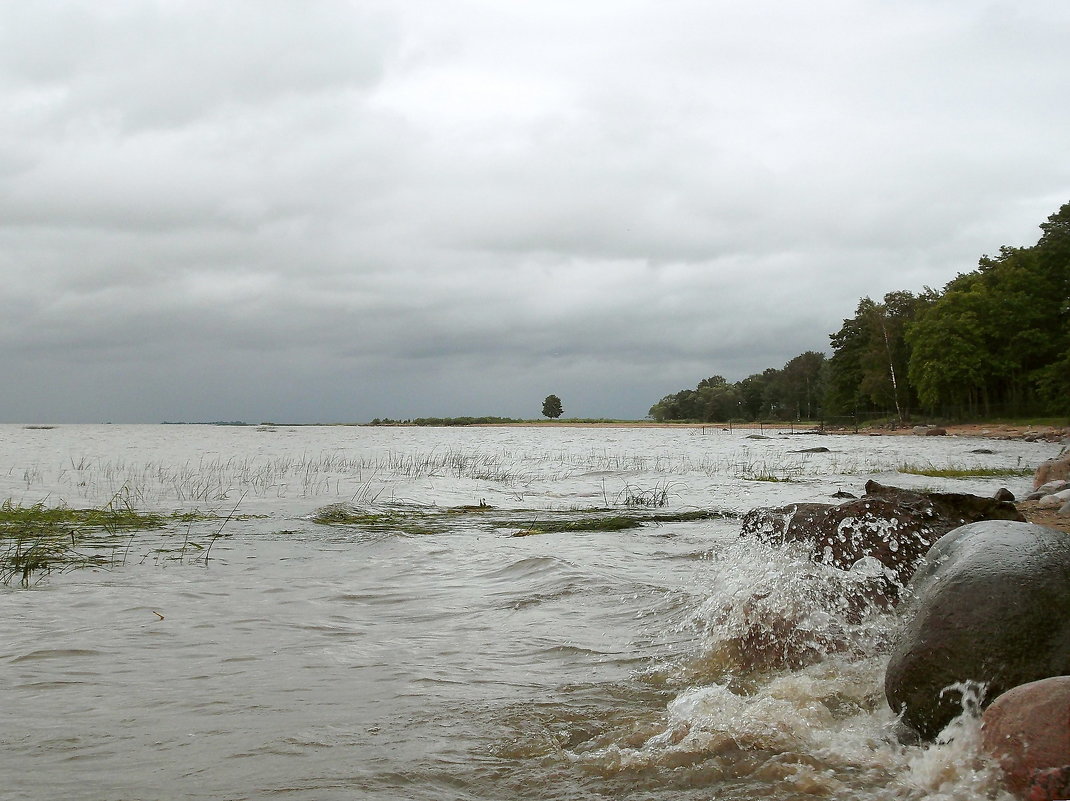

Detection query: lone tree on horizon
xmin=542 ymin=394 xmax=563 ymax=419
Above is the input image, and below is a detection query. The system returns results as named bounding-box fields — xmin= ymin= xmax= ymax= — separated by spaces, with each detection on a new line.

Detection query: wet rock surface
xmin=981 ymin=676 xmax=1070 ymax=801
xmin=885 ymin=521 xmax=1070 ymax=742
xmin=738 ymin=481 xmax=1024 ymax=593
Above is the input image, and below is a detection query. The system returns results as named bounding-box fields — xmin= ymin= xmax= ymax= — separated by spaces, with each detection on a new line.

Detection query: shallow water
xmin=0 ymin=424 xmax=1058 ymax=800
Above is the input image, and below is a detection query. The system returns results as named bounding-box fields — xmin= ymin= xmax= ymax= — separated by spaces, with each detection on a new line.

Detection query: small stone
xmin=1037 ymin=480 xmax=1068 ymax=495
xmin=994 ymin=487 xmax=1015 ymax=502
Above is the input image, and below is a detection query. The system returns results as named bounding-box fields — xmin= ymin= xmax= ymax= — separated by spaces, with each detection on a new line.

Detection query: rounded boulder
xmin=1035 ymin=455 xmax=1070 ymax=490
xmin=981 ymin=676 xmax=1070 ymax=800
xmin=885 ymin=521 xmax=1070 ymax=741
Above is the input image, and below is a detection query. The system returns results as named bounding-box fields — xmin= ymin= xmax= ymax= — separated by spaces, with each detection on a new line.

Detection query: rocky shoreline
xmin=736 ymin=439 xmax=1070 ymax=799
xmin=1016 ymin=500 xmax=1070 ymax=534
xmin=825 ymin=422 xmax=1070 ymax=533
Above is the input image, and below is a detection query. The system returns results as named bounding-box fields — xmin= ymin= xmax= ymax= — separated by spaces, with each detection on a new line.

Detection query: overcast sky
xmin=2 ymin=1 xmax=1067 ymax=423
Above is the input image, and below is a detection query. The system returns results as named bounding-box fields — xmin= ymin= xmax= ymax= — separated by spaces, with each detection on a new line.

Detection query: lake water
xmin=0 ymin=424 xmax=1060 ymax=800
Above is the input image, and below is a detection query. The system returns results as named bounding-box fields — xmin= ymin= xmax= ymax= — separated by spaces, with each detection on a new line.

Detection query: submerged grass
xmin=41 ymin=444 xmax=871 ymax=505
xmin=739 ymin=464 xmax=801 ymax=483
xmin=312 ymin=500 xmax=726 ymax=539
xmin=612 ymin=480 xmax=677 ymax=507
xmin=311 ymin=503 xmax=442 ymax=536
xmin=896 ymin=463 xmax=1034 ymax=479
xmin=511 ymin=509 xmax=720 ymax=537
xmin=0 ymin=495 xmax=252 ymax=586
xmin=512 ymin=515 xmax=641 ymax=536
xmin=0 ymin=497 xmax=165 ymax=586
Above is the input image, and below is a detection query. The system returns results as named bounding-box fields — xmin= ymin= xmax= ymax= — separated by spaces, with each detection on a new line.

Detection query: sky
xmin=2 ymin=1 xmax=1068 ymax=424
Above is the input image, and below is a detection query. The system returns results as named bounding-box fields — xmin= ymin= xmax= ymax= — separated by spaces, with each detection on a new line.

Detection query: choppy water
xmin=0 ymin=424 xmax=1060 ymax=800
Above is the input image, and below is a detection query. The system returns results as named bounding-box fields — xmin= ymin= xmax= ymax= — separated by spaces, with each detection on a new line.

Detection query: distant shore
xmin=468 ymin=420 xmax=1069 ymax=440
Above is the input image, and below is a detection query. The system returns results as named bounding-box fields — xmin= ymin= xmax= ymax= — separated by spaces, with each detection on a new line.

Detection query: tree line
xmin=648 ymin=202 xmax=1070 ymax=423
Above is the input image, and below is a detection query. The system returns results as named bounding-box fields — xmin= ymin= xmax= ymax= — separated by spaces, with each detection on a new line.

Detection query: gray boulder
xmin=1039 ymin=488 xmax=1070 ymax=508
xmin=885 ymin=521 xmax=1070 ymax=742
xmin=1024 ymin=479 xmax=1069 ymax=501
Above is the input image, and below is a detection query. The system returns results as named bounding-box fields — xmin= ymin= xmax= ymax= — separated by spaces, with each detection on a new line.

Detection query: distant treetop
xmin=542 ymin=394 xmax=563 ymax=419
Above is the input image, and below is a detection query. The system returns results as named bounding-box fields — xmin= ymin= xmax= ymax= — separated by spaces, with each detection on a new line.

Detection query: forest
xmin=648 ymin=202 xmax=1070 ymax=424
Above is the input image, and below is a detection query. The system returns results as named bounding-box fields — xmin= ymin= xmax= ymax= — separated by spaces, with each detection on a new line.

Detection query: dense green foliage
xmin=648 ymin=352 xmax=827 ymax=422
xmin=542 ymin=394 xmax=564 ymax=419
xmin=904 ymin=205 xmax=1070 ymax=416
xmin=651 ymin=202 xmax=1070 ymax=422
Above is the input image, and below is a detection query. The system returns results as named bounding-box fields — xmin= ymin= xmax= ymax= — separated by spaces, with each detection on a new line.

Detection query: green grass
xmin=896 ymin=463 xmax=1034 ymax=479
xmin=511 ymin=515 xmax=641 ymax=536
xmin=311 ymin=504 xmax=442 ymax=536
xmin=743 ymin=473 xmax=797 ymax=483
xmin=510 ymin=509 xmax=719 ymax=537
xmin=740 ymin=467 xmax=800 ymax=483
xmin=0 ymin=498 xmax=166 ymax=586
xmin=0 ymin=497 xmax=254 ymax=586
xmin=0 ymin=499 xmax=165 ymax=531
xmin=613 ymin=480 xmax=676 ymax=507
xmin=311 ymin=501 xmax=727 ymax=539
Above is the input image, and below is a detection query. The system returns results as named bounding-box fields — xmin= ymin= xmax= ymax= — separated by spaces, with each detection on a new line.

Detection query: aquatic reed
xmin=896 ymin=463 xmax=1033 ymax=479
xmin=0 ymin=496 xmax=164 ymax=586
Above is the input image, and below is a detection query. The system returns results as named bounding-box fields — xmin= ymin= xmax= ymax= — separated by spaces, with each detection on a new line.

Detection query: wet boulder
xmin=981 ymin=676 xmax=1070 ymax=800
xmin=738 ymin=481 xmax=1024 ymax=593
xmin=885 ymin=521 xmax=1070 ymax=742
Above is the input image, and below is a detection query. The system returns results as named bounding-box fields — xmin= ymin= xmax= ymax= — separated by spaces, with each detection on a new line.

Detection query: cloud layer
xmin=2 ymin=1 xmax=1068 ymax=422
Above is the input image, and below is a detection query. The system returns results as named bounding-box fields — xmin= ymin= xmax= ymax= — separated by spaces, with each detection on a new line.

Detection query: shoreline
xmin=473 ymin=420 xmax=1069 ymax=440
xmin=485 ymin=420 xmax=1068 ymax=533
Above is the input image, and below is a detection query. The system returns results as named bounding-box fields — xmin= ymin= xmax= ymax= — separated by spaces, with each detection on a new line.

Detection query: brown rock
xmin=981 ymin=676 xmax=1070 ymax=800
xmin=1035 ymin=455 xmax=1070 ymax=490
xmin=738 ymin=481 xmax=1024 ymax=600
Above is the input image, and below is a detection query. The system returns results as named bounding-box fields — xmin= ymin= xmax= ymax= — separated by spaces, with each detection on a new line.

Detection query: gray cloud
xmin=2 ymin=0 xmax=1068 ymax=422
